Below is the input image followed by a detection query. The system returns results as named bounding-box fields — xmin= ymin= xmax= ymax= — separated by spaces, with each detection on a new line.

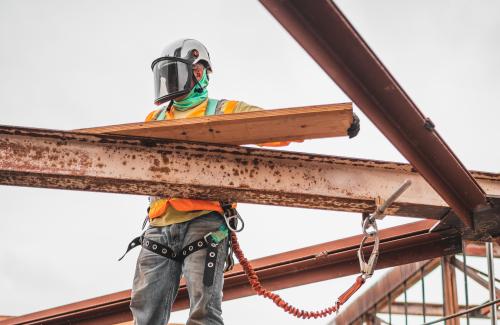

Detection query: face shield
xmin=152 ymin=57 xmax=194 ymax=105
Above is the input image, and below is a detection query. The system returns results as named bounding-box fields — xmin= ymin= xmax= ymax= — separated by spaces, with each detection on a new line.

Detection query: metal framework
xmin=1 ymin=0 xmax=500 ymax=324
xmin=0 ymin=221 xmax=463 ymax=325
xmin=334 ymin=243 xmax=500 ymax=324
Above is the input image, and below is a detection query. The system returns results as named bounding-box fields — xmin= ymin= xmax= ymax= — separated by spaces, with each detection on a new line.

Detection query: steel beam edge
xmin=0 ymin=219 xmax=462 ymax=325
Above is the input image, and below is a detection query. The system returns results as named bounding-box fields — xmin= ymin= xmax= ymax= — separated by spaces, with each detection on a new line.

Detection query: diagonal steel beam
xmin=452 ymin=258 xmax=500 ymax=298
xmin=1 ymin=126 xmax=499 ymax=218
xmin=259 ymin=0 xmax=488 ymax=228
xmin=0 ymin=220 xmax=461 ymax=325
xmin=379 ymin=303 xmax=499 ymax=319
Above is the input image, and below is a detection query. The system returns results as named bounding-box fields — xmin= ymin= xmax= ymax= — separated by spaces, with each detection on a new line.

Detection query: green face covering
xmin=173 ymin=69 xmax=209 ymax=110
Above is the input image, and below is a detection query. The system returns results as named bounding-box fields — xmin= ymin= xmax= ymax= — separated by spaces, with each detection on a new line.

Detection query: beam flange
xmin=1 ymin=126 xmax=500 ymax=218
xmin=0 ymin=220 xmax=461 ymax=325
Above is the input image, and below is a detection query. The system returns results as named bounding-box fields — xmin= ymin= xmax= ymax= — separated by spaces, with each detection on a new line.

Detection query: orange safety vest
xmin=145 ymin=99 xmax=238 ymax=219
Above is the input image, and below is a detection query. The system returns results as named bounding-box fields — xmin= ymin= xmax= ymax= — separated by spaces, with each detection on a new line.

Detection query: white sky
xmin=0 ymin=0 xmax=499 ymax=324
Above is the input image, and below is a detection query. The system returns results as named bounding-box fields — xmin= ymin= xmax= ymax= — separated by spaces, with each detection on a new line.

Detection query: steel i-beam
xmin=1 ymin=126 xmax=499 ymax=219
xmin=259 ymin=0 xmax=489 ymax=229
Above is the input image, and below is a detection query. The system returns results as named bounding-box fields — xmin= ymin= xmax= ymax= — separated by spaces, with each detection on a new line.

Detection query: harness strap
xmin=203 ymin=236 xmax=220 ymax=286
xmin=205 ymin=98 xmax=219 ymax=116
xmin=119 ymin=224 xmax=229 ymax=286
xmin=118 ymin=236 xmax=142 ymax=261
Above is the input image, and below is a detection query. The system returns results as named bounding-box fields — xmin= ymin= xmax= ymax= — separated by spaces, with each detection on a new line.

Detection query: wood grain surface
xmin=76 ymin=103 xmax=353 ymax=145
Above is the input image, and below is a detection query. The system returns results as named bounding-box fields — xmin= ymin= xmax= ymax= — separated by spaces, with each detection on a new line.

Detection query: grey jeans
xmin=130 ymin=212 xmax=228 ymax=325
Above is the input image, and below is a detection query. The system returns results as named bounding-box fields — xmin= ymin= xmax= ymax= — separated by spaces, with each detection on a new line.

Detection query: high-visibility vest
xmin=145 ymin=99 xmax=238 ymax=219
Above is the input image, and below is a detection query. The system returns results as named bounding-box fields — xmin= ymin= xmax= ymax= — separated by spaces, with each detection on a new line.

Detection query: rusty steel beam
xmin=380 ymin=302 xmax=446 ymax=317
xmin=378 ymin=302 xmax=497 ymax=318
xmin=332 ymin=258 xmax=441 ymax=325
xmin=380 ymin=302 xmax=500 ymax=319
xmin=442 ymin=256 xmax=460 ymax=325
xmin=0 ymin=220 xmax=462 ymax=325
xmin=465 ymin=241 xmax=500 ymax=258
xmin=259 ymin=0 xmax=489 ymax=228
xmin=1 ymin=126 xmax=500 ymax=218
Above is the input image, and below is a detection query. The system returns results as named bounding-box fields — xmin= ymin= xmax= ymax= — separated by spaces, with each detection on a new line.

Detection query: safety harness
xmin=119 ymin=222 xmax=230 ymax=286
xmin=121 ymin=99 xmax=240 ymax=286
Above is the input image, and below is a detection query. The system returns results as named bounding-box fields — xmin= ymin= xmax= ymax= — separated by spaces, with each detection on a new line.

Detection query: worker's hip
xmin=131 ymin=211 xmax=228 ymax=324
xmin=146 ymin=211 xmax=225 ymax=245
xmin=137 ymin=211 xmax=228 ymax=270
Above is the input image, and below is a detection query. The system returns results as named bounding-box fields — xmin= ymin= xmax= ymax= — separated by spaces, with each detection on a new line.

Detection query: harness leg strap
xmin=118 ymin=236 xmax=142 ymax=261
xmin=203 ymin=237 xmax=220 ymax=286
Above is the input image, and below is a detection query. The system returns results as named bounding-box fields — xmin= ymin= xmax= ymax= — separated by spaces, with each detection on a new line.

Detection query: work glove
xmin=347 ymin=112 xmax=360 ymax=138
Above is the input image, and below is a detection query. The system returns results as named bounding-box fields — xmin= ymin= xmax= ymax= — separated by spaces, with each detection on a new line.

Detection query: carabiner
xmin=357 ymin=230 xmax=380 ymax=279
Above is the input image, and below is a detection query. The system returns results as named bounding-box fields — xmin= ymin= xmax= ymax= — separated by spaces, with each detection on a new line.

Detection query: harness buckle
xmin=204 ymin=232 xmax=214 ymax=244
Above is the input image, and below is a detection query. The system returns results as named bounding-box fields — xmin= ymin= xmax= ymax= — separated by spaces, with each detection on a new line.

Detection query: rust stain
xmin=150 ymin=167 xmax=171 ymax=174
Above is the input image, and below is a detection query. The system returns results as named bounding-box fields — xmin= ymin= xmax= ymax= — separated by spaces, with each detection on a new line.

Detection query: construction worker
xmin=128 ymin=39 xmax=359 ymax=325
xmin=129 ymin=39 xmax=269 ymax=325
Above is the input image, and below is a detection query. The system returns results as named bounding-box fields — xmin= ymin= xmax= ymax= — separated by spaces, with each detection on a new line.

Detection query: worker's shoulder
xmin=145 ymin=110 xmax=158 ymax=122
xmin=145 ymin=105 xmax=169 ymax=122
xmin=215 ymin=99 xmax=262 ymax=114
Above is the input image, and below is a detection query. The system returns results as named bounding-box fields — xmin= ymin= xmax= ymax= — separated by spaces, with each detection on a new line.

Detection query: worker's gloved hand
xmin=347 ymin=112 xmax=360 ymax=138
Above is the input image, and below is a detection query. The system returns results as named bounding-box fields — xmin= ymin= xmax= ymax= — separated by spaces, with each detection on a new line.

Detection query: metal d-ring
xmin=362 ymin=216 xmax=378 ymax=237
xmin=225 ymin=212 xmax=245 ymax=232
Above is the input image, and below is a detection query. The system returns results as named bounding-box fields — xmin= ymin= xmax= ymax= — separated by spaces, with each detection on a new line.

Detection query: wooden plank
xmin=75 ymin=103 xmax=353 ymax=145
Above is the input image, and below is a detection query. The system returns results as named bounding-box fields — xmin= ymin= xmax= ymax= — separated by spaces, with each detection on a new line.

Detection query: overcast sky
xmin=1 ymin=0 xmax=499 ymax=324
